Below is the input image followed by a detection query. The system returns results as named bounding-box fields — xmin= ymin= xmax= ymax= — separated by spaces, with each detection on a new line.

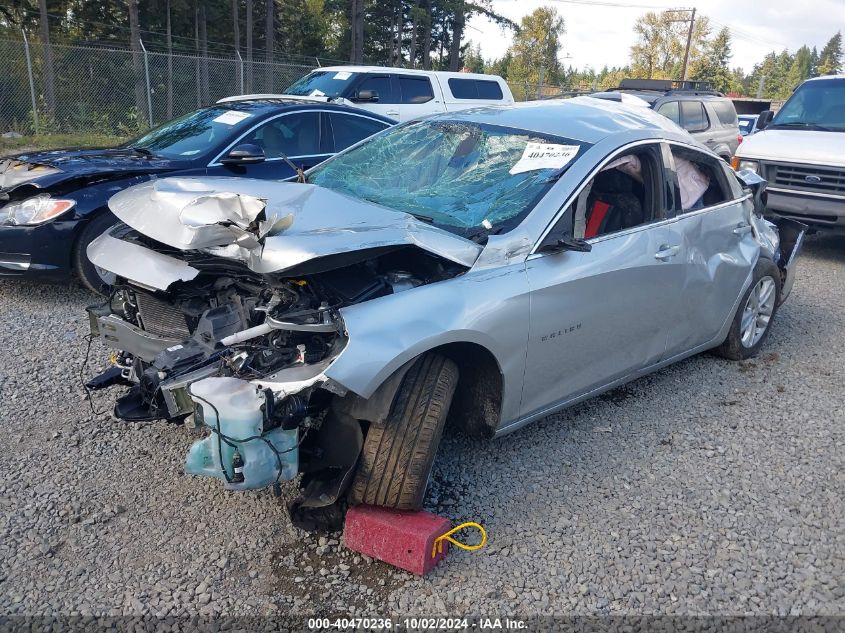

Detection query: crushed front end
xmin=83 ymin=178 xmax=474 ymax=528
xmin=86 ymin=224 xmax=352 ymax=501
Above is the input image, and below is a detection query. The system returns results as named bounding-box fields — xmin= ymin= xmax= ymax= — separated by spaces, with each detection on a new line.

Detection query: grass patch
xmin=1 ymin=134 xmax=128 ymax=156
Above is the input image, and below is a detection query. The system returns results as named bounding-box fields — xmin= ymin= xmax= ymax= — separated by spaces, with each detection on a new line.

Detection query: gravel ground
xmin=0 ymin=233 xmax=843 ymax=625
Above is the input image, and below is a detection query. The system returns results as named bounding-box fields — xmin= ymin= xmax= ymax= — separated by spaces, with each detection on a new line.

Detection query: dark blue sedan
xmin=0 ymin=99 xmax=393 ymax=292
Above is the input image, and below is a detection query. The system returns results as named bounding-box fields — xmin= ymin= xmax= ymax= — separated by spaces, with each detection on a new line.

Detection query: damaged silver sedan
xmin=85 ymin=98 xmax=805 ymax=529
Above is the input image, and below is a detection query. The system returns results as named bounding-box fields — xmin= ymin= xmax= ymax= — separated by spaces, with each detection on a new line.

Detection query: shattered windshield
xmin=308 ymin=120 xmax=589 ymax=238
xmin=129 ymin=106 xmax=258 ymax=158
xmin=284 ymin=70 xmax=358 ymax=98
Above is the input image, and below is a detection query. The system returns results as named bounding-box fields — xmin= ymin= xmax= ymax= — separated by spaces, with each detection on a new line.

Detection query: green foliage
xmin=817 ymin=31 xmax=843 ymax=75
xmin=463 ymin=41 xmax=484 ymax=73
xmin=116 ymin=107 xmax=149 ymax=137
xmin=28 ymin=95 xmax=60 ymax=135
xmin=629 ymin=10 xmax=710 ymax=80
xmin=505 ymin=7 xmax=566 ymax=88
xmin=0 ymin=133 xmax=127 ymax=156
xmin=691 ymin=27 xmax=731 ymax=92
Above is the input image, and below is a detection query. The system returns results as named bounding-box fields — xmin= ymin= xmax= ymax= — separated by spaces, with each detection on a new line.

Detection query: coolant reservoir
xmin=184 ymin=376 xmax=299 ymax=490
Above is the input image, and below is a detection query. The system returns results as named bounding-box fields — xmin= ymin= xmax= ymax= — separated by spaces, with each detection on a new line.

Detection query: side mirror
xmin=756 ymin=110 xmax=774 ymax=130
xmin=538 ymin=235 xmax=592 ymax=254
xmin=221 ymin=143 xmax=265 ymax=165
xmin=353 ymin=89 xmax=380 ymax=103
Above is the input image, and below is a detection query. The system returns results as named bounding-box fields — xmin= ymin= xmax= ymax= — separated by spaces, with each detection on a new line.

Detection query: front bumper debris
xmin=772 ymin=217 xmax=807 ymax=305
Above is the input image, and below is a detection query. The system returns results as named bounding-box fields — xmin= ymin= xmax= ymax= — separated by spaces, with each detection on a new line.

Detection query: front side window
xmin=240 ymin=112 xmax=320 ymax=158
xmin=565 ymin=146 xmax=664 ymax=240
xmin=770 ymin=78 xmax=845 ymax=131
xmin=308 ymin=120 xmax=590 ymax=238
xmin=284 ymin=70 xmax=358 ymax=98
xmin=130 ymin=106 xmax=257 ymax=159
xmin=328 ymin=113 xmax=390 ymax=152
xmin=357 ymin=76 xmax=397 ymax=103
xmin=398 ymin=76 xmax=435 ymax=104
xmin=681 ymin=101 xmax=709 ymax=132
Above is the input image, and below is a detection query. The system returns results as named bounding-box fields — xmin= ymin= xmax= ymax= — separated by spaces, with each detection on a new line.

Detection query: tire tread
xmin=349 ymin=353 xmax=458 ymax=510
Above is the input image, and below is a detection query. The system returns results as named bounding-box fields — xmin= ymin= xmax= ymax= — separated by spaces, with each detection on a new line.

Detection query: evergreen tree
xmin=818 ymin=31 xmax=843 ymax=75
xmin=692 ymin=26 xmax=732 ymax=92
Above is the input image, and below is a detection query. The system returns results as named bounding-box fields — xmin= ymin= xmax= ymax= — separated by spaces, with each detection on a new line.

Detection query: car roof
xmin=423 ymin=96 xmax=686 ymax=145
xmin=317 ymin=65 xmax=503 ymax=81
xmin=804 ymin=74 xmax=845 ymax=82
xmin=212 ymin=98 xmax=395 ymax=122
xmin=615 ymin=90 xmax=731 ymax=104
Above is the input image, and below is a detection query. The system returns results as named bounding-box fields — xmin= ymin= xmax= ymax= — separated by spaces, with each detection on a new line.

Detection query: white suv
xmin=733 ymin=75 xmax=845 ymax=231
xmin=221 ymin=66 xmax=514 ymax=123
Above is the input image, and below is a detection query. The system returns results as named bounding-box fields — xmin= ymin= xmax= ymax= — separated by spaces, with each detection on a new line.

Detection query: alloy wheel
xmin=740 ymin=276 xmax=776 ymax=348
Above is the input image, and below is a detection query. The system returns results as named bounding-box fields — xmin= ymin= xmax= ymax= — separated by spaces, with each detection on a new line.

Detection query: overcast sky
xmin=467 ymin=0 xmax=844 ymax=74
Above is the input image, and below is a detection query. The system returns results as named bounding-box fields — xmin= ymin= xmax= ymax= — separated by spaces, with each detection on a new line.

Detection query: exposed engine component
xmin=184 ymin=377 xmax=299 ymax=490
xmin=85 ymin=234 xmax=465 ymax=526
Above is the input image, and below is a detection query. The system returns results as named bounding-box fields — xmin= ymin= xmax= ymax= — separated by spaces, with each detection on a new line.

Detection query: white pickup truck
xmin=219 ymin=66 xmax=514 ymax=123
xmin=732 ymin=75 xmax=845 ymax=231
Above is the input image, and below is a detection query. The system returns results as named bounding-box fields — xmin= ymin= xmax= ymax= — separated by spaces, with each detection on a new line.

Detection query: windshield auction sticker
xmin=213 ymin=111 xmax=252 ymax=126
xmin=333 ymin=71 xmax=353 ymax=80
xmin=509 ymin=142 xmax=580 ymax=175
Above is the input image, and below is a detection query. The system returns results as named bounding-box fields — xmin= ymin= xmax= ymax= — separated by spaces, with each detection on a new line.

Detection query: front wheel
xmin=715 ymin=258 xmax=781 ymax=361
xmin=74 ymin=212 xmax=118 ymax=295
xmin=348 ymin=352 xmax=458 ymax=510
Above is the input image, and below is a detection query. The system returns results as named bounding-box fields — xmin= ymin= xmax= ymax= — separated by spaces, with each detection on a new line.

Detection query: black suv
xmin=592 ymin=79 xmax=742 ymax=161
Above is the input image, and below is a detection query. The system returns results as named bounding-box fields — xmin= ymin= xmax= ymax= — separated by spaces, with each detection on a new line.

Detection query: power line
xmin=707 ymin=17 xmax=788 ymax=52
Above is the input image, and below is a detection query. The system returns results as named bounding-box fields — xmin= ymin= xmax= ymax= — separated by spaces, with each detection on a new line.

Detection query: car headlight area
xmin=730 ymin=157 xmax=759 ymax=174
xmin=0 ymin=194 xmax=76 ymax=226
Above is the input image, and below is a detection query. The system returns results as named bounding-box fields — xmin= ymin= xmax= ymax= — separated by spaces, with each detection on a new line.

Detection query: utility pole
xmin=680 ymin=7 xmax=696 ymax=81
xmin=756 ymin=74 xmax=766 ymax=98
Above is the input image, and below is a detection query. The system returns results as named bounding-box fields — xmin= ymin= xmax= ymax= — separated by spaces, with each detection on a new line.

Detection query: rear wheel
xmin=348 ymin=352 xmax=458 ymax=510
xmin=715 ymin=258 xmax=781 ymax=361
xmin=74 ymin=212 xmax=117 ymax=295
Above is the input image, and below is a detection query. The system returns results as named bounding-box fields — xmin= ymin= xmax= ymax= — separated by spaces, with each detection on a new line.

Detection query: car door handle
xmin=386 ymin=110 xmax=399 ymax=116
xmin=654 ymin=245 xmax=680 ymax=261
xmin=733 ymin=224 xmax=753 ymax=236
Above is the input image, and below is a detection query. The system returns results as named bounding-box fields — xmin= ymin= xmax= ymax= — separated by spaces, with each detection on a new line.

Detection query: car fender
xmin=324 ymin=262 xmax=530 ymax=427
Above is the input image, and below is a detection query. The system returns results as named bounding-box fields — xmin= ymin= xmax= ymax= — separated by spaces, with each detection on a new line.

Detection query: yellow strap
xmin=431 ymin=522 xmax=487 ymax=558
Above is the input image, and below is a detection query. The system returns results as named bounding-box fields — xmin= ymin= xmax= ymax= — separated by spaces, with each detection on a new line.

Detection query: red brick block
xmin=344 ymin=505 xmax=451 ymax=575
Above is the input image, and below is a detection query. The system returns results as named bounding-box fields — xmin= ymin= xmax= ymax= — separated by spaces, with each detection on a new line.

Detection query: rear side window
xmin=241 ymin=112 xmax=320 ymax=158
xmin=711 ymin=100 xmax=738 ymax=126
xmin=397 ymin=76 xmax=435 ymax=104
xmin=656 ymin=101 xmax=680 ymax=125
xmin=670 ymin=146 xmax=732 ymax=212
xmin=476 ymin=80 xmax=504 ymax=99
xmin=328 ymin=113 xmax=390 ymax=152
xmin=680 ymin=101 xmax=709 ymax=133
xmin=448 ymin=78 xmax=504 ymax=100
xmin=357 ymin=75 xmax=397 ymax=103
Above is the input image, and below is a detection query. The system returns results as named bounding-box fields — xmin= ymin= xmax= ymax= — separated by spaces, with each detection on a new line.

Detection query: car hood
xmin=0 ymin=148 xmax=185 ymax=192
xmin=106 ymin=176 xmax=483 ymax=274
xmin=736 ymin=129 xmax=845 ymax=167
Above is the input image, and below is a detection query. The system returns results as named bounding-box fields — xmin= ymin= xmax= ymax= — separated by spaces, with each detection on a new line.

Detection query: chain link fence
xmin=507 ymin=81 xmax=595 ymax=102
xmin=0 ymin=34 xmax=603 ymax=136
xmin=0 ymin=36 xmax=321 ymax=136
